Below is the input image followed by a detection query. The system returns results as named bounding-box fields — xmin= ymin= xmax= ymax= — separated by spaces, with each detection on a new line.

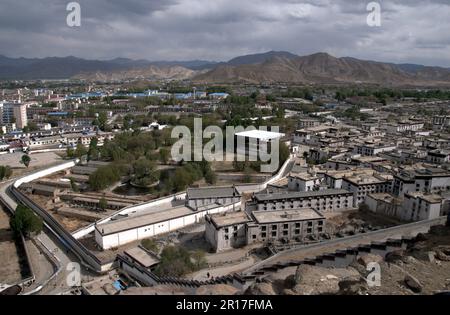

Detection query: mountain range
xmin=1 ymin=51 xmax=450 ymax=86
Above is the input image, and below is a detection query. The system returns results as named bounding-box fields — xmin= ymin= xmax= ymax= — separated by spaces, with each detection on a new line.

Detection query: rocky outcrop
xmin=404 ymin=274 xmax=422 ymax=293
xmin=288 ymin=265 xmax=361 ymax=295
xmin=244 ymin=282 xmax=277 ymax=295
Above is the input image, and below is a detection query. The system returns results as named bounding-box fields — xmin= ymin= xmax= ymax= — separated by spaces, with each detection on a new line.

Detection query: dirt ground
xmin=0 ymin=206 xmax=30 ymax=285
xmin=326 ymin=209 xmax=404 ymax=236
xmin=366 ymin=225 xmax=450 ymax=295
xmin=0 ymin=152 xmax=62 ymax=177
xmin=258 ymin=224 xmax=450 ymax=295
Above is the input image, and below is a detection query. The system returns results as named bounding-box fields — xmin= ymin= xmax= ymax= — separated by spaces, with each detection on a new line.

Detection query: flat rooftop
xmin=289 ymin=172 xmax=319 ymax=181
xmin=405 ymin=192 xmax=443 ymax=204
xmin=124 ymin=247 xmax=160 ymax=268
xmin=254 ymin=189 xmax=352 ymax=202
xmin=252 ymin=208 xmax=324 ymax=224
xmin=97 ymin=205 xmax=194 ymax=236
xmin=235 ymin=129 xmax=285 ymax=141
xmin=343 ymin=173 xmax=392 ymax=185
xmin=209 ymin=211 xmax=251 ymax=228
xmin=187 ymin=186 xmax=240 ymax=199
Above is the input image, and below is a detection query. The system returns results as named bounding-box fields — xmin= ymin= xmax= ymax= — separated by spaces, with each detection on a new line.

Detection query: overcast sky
xmin=1 ymin=0 xmax=449 ymax=66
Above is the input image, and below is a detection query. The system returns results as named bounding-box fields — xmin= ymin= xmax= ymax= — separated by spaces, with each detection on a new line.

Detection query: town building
xmin=392 ymin=167 xmax=450 ymax=198
xmin=246 ymin=208 xmax=325 ymax=245
xmin=287 ymin=172 xmax=322 ymax=191
xmin=205 ymin=211 xmax=252 ymax=252
xmin=251 ymin=189 xmax=354 ymax=213
xmin=353 ymin=143 xmax=397 ymax=156
xmin=186 ymin=186 xmax=241 ymax=211
xmin=341 ymin=172 xmax=393 ymax=206
xmin=401 ymin=192 xmax=443 ymax=221
xmin=205 ymin=208 xmax=326 ymax=252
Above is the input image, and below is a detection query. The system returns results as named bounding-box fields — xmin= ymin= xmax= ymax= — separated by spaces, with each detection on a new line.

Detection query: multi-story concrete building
xmin=246 ymin=208 xmax=325 ymax=245
xmin=392 ymin=167 xmax=450 ymax=198
xmin=426 ymin=149 xmax=450 ymax=164
xmin=205 ymin=211 xmax=252 ymax=252
xmin=251 ymin=189 xmax=354 ymax=213
xmin=385 ymin=122 xmax=424 ymax=133
xmin=354 ymin=143 xmax=397 ymax=156
xmin=205 ymin=208 xmax=326 ymax=251
xmin=13 ymin=103 xmax=28 ymax=129
xmin=0 ymin=102 xmax=28 ymax=129
xmin=298 ymin=118 xmax=322 ymax=129
xmin=365 ymin=193 xmax=402 ymax=219
xmin=287 ymin=172 xmax=321 ymax=192
xmin=401 ymin=192 xmax=443 ymax=222
xmin=432 ymin=115 xmax=450 ymax=130
xmin=341 ymin=172 xmax=393 ymax=206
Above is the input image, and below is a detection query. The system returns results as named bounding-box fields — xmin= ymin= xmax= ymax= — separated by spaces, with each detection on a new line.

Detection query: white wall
xmin=98 ymin=202 xmax=241 ymax=250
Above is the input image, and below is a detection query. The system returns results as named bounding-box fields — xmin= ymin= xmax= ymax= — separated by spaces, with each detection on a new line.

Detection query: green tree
xmin=132 ymin=158 xmax=158 ymax=186
xmin=4 ymin=166 xmax=12 ymax=179
xmin=191 ymin=250 xmax=207 ymax=269
xmin=159 ymin=147 xmax=170 ymax=164
xmin=98 ymin=112 xmax=109 ymax=131
xmin=278 ymin=142 xmax=290 ymax=166
xmin=98 ymin=197 xmax=108 ymax=211
xmin=89 ymin=165 xmax=121 ymax=191
xmin=88 ymin=137 xmax=99 ymax=161
xmin=75 ymin=142 xmax=88 ymax=159
xmin=0 ymin=166 xmax=5 ymax=181
xmin=205 ymin=170 xmax=217 ymax=185
xmin=10 ymin=205 xmax=43 ymax=237
xmin=20 ymin=154 xmax=31 ymax=168
xmin=141 ymin=239 xmax=159 ymax=253
xmin=69 ymin=178 xmax=79 ymax=192
xmin=154 ymin=245 xmax=196 ymax=277
xmin=66 ymin=147 xmax=75 ymax=159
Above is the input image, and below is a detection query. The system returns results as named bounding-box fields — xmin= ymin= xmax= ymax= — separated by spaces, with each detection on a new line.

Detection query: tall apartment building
xmin=13 ymin=103 xmax=28 ymax=129
xmin=0 ymin=102 xmax=28 ymax=129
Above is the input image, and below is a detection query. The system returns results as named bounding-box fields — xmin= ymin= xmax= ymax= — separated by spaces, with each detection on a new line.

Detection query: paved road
xmin=190 ymin=256 xmax=256 ymax=281
xmin=0 ymin=173 xmax=91 ymax=295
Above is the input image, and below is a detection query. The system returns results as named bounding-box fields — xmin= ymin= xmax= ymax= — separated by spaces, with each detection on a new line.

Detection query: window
xmin=233 ymin=226 xmax=238 ymax=231
xmin=295 ymin=223 xmax=300 ymax=228
xmin=318 ymin=221 xmax=323 ymax=226
xmin=261 ymin=226 xmax=267 ymax=231
xmin=283 ymin=231 xmax=288 ymax=236
xmin=318 ymin=227 xmax=323 ymax=232
xmin=271 ymin=231 xmax=277 ymax=237
xmin=261 ymin=232 xmax=266 ymax=238
xmin=283 ymin=224 xmax=289 ymax=229
xmin=225 ymin=235 xmax=229 ymax=240
xmin=252 ymin=235 xmax=256 ymax=239
xmin=307 ymin=228 xmax=312 ymax=234
xmin=308 ymin=221 xmax=313 ymax=227
xmin=224 ymin=228 xmax=229 ymax=233
xmin=272 ymin=225 xmax=277 ymax=230
xmin=295 ymin=229 xmax=300 ymax=234
xmin=233 ymin=232 xmax=238 ymax=238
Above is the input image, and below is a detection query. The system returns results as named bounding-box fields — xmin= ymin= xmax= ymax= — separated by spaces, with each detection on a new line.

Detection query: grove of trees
xmin=10 ymin=205 xmax=43 ymax=237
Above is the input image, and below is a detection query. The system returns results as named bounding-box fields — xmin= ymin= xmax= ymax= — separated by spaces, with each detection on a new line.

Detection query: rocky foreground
xmin=245 ymin=225 xmax=450 ymax=295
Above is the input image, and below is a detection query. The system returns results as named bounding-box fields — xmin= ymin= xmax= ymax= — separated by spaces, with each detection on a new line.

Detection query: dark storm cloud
xmin=0 ymin=0 xmax=449 ymax=66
